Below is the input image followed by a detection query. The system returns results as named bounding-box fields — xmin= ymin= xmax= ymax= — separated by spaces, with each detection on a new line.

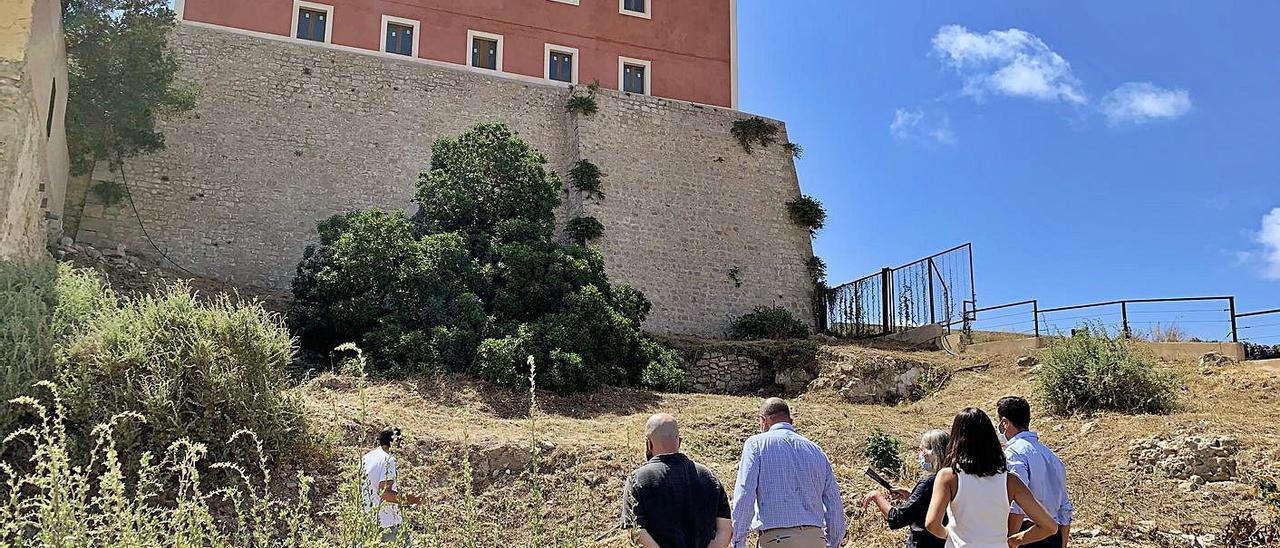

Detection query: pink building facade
xmin=175 ymin=0 xmax=738 ymax=108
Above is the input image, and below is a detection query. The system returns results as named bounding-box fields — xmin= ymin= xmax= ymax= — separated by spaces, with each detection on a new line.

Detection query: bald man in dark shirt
xmin=623 ymin=413 xmax=732 ymax=548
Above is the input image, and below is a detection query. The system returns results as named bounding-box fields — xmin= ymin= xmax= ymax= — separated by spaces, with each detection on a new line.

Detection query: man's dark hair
xmin=997 ymin=396 xmax=1032 ymax=431
xmin=378 ymin=428 xmax=400 ymax=448
xmin=943 ymin=407 xmax=1007 ymax=477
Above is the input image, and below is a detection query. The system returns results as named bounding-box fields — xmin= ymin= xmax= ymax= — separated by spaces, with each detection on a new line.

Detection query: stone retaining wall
xmin=72 ymin=23 xmax=814 ymax=337
xmin=688 ymin=351 xmax=765 ymax=394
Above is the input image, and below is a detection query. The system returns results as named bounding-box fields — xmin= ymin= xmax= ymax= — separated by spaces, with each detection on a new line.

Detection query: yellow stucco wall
xmin=0 ymin=0 xmax=36 ymax=61
xmin=0 ymin=0 xmax=67 ymax=258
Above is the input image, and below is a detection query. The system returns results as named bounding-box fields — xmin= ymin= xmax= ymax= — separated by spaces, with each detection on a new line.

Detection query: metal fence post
xmin=1229 ymin=297 xmax=1238 ymax=343
xmin=1033 ymin=300 xmax=1040 ymax=338
xmin=927 ymin=258 xmax=936 ymax=325
xmin=967 ymin=244 xmax=977 ymax=312
xmin=1121 ymin=302 xmax=1130 ymax=338
xmin=881 ymin=268 xmax=892 ymax=336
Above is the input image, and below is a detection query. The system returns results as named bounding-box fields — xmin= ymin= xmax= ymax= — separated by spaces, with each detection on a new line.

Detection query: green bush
xmin=864 ymin=428 xmax=904 ymax=477
xmin=786 ymin=195 xmax=827 ymax=236
xmin=0 ymin=260 xmax=307 ymax=466
xmin=638 ymin=340 xmax=687 ymax=392
xmin=291 ymin=123 xmax=674 ymax=393
xmin=565 ymin=82 xmax=600 ymax=116
xmin=55 ymin=281 xmax=308 ymax=463
xmin=0 ymin=262 xmax=116 ymax=442
xmin=729 ymin=306 xmax=810 ymax=340
xmin=0 ymin=260 xmax=58 ymax=439
xmin=290 ymin=209 xmax=483 ymax=374
xmin=1036 ymin=323 xmax=1180 ymax=415
xmin=568 ymin=159 xmax=605 ymax=198
xmin=565 ymin=216 xmax=604 ymax=244
xmin=730 ymin=117 xmax=779 ymax=153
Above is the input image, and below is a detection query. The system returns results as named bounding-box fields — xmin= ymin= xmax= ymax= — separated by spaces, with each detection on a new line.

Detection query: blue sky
xmin=738 ymin=1 xmax=1280 ymax=341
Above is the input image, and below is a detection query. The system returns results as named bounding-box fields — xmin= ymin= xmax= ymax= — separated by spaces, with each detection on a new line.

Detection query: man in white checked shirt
xmin=730 ymin=398 xmax=846 ymax=548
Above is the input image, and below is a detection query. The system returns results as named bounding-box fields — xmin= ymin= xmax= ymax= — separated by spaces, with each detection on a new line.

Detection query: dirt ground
xmin=61 ymin=255 xmax=1278 ymax=545
xmin=296 ymin=346 xmax=1280 ymax=547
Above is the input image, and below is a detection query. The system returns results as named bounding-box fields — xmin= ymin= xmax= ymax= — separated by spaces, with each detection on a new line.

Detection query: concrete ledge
xmin=1137 ymin=341 xmax=1245 ymax=362
xmin=1244 ymin=358 xmax=1280 ymax=376
xmin=965 ymin=337 xmax=1044 ymax=357
xmin=961 ymin=336 xmax=1246 ymax=362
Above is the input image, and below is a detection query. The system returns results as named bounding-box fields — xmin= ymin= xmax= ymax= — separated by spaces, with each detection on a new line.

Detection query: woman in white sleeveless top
xmin=924 ymin=408 xmax=1058 ymax=548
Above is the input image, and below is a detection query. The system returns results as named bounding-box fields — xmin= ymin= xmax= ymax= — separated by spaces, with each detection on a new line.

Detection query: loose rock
xmin=1199 ymin=351 xmax=1236 ymax=374
xmin=1128 ymin=433 xmax=1240 ymax=482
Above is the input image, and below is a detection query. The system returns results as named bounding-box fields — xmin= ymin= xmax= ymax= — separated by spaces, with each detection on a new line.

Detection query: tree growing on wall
xmin=62 ymin=0 xmax=195 ymax=175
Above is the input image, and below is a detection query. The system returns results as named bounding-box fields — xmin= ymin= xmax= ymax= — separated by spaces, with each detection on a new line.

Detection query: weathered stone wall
xmin=0 ymin=0 xmax=67 ymax=259
xmin=575 ymin=92 xmax=814 ymax=335
xmin=76 ymin=23 xmax=814 ymax=337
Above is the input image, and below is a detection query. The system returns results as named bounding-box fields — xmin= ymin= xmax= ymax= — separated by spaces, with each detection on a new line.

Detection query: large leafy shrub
xmin=1036 ymin=323 xmax=1180 ymax=415
xmin=729 ymin=306 xmax=810 ymax=340
xmin=1 ymin=261 xmax=59 ymax=439
xmin=0 ymin=262 xmax=115 ymax=441
xmin=0 ymin=261 xmax=306 ymax=465
xmin=57 ymin=281 xmax=308 ymax=463
xmin=291 ymin=123 xmax=682 ymax=393
xmin=290 ymin=209 xmax=484 ymax=374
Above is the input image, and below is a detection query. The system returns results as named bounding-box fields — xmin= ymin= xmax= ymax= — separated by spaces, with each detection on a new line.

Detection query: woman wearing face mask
xmin=862 ymin=429 xmax=951 ymax=548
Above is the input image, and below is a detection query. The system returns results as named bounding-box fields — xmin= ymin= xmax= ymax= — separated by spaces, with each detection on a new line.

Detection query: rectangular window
xmin=385 ymin=23 xmax=413 ymax=55
xmin=620 ymin=0 xmax=650 ymax=18
xmin=45 ymin=79 xmax=56 ymax=137
xmin=296 ymin=8 xmax=327 ymax=42
xmin=549 ymin=51 xmax=573 ymax=83
xmin=473 ymin=38 xmax=497 ymax=69
xmin=622 ymin=63 xmax=647 ymax=94
xmin=468 ymin=31 xmax=503 ymax=71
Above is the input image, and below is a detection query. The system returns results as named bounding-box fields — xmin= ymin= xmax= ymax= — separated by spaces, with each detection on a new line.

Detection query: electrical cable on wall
xmin=116 ymin=155 xmax=201 ymax=279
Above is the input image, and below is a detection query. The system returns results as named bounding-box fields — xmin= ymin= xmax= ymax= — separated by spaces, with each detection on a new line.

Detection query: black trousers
xmin=1018 ymin=521 xmax=1064 ymax=548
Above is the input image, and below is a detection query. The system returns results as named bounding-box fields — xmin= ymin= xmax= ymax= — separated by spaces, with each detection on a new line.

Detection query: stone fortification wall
xmin=76 ymin=23 xmax=813 ymax=337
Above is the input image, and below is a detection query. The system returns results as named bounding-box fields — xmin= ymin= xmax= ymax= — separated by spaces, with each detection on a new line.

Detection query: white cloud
xmin=932 ymin=25 xmax=1086 ymax=105
xmin=890 ymin=108 xmax=955 ymax=147
xmin=1259 ymin=208 xmax=1280 ymax=280
xmin=1101 ymin=82 xmax=1192 ymax=126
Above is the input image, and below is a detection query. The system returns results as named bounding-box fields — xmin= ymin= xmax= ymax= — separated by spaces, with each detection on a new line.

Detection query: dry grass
xmin=293 ymin=345 xmax=1280 ymax=547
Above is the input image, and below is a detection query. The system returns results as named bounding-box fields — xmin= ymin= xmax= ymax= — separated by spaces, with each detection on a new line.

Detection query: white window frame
xmin=544 ymin=44 xmax=580 ymax=85
xmin=618 ymin=57 xmax=652 ymax=96
xmin=291 ymin=0 xmax=334 ymax=44
xmin=380 ymin=15 xmax=421 ymax=58
xmin=619 ymin=0 xmax=652 ymax=19
xmin=466 ymin=30 xmax=505 ymax=72
xmin=549 ymin=0 xmax=580 ymax=5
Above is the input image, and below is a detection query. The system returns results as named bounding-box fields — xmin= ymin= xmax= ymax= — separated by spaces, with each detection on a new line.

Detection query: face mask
xmin=919 ymin=453 xmax=932 ymax=472
xmin=997 ymin=422 xmax=1009 ymax=446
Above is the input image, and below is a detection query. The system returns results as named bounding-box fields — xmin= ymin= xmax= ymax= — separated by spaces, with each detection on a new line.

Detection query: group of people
xmin=357 ymin=395 xmax=1073 ymax=548
xmin=622 ymin=396 xmax=1072 ymax=548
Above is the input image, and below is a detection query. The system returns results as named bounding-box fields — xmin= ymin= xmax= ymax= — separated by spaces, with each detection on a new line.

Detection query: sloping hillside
xmin=298 ymin=345 xmax=1280 ymax=547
